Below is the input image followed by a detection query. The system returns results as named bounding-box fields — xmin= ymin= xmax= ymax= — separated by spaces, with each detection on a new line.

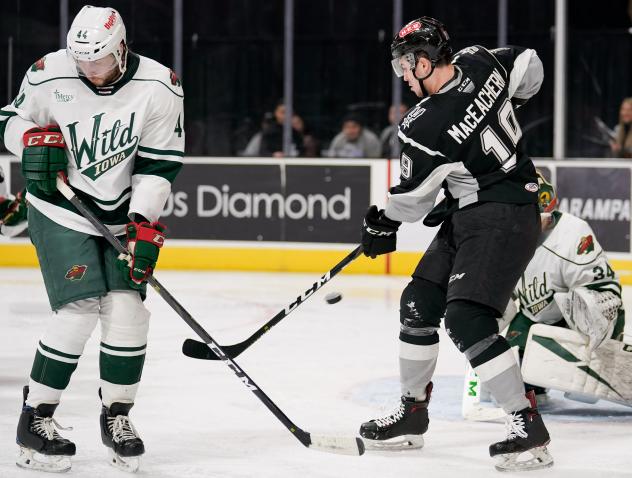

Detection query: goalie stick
xmin=182 ymin=245 xmax=363 ymax=360
xmin=56 ymin=175 xmax=365 ymax=457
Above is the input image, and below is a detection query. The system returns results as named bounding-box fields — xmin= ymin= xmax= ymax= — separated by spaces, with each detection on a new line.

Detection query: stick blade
xmin=182 ymin=339 xmax=245 ymax=360
xmin=308 ymin=434 xmax=365 ymax=456
xmin=182 ymin=338 xmax=215 ymax=359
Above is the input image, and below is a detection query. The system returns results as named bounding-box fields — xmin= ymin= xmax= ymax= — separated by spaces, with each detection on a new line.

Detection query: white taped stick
xmin=309 ymin=434 xmax=365 ymax=456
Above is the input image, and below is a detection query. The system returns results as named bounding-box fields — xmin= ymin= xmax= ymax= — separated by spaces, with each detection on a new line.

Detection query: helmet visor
xmin=72 ymin=52 xmax=119 ymax=79
xmin=391 ymin=52 xmax=416 ymax=77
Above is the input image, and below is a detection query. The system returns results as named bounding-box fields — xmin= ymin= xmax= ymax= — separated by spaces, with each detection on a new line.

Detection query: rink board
xmin=2 ymin=156 xmax=632 ymax=280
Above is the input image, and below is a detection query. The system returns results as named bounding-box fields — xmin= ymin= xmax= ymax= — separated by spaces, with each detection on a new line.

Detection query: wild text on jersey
xmin=66 ymin=111 xmax=139 ymax=180
xmin=516 ymin=272 xmax=553 ymax=315
xmin=446 ymin=69 xmax=506 ymax=145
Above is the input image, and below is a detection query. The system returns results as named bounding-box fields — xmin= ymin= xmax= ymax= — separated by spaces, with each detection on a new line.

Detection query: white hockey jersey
xmin=0 ymin=50 xmax=184 ymax=235
xmin=514 ymin=211 xmax=622 ymax=324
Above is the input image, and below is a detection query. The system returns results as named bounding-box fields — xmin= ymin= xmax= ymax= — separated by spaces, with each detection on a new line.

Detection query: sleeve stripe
xmin=138 ymin=145 xmax=184 ymax=157
xmin=0 ymin=111 xmax=18 ymax=143
xmin=508 ymin=49 xmax=543 ymax=100
xmin=133 ymin=155 xmax=183 ymax=183
xmin=397 ymin=129 xmax=446 ymax=157
xmin=385 ymin=162 xmax=464 ymax=222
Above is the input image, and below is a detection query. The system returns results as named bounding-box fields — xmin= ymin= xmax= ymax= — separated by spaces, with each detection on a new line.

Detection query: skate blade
xmin=16 ymin=446 xmax=71 ymax=473
xmin=108 ymin=448 xmax=140 ymax=473
xmin=362 ymin=434 xmax=424 ymax=451
xmin=494 ymin=445 xmax=554 ymax=472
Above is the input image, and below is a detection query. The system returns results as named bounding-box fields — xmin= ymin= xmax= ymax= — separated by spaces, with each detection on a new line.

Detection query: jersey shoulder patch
xmin=399 ymin=99 xmax=430 ymax=131
xmin=544 ymin=212 xmax=603 ymax=263
xmin=134 ymin=55 xmax=184 ymax=98
xmin=26 ymin=50 xmax=76 ymax=85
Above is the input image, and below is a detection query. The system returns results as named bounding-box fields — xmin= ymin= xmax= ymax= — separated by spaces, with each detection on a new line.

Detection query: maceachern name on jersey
xmin=446 ymin=68 xmax=506 ymax=145
xmin=66 ymin=111 xmax=139 ymax=180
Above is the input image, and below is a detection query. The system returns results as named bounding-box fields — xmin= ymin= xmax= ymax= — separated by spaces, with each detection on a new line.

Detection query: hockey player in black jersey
xmin=359 ymin=17 xmax=553 ymax=471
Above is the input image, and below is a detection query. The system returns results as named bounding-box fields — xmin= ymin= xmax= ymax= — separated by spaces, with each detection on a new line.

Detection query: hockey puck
xmin=325 ymin=292 xmax=343 ymax=305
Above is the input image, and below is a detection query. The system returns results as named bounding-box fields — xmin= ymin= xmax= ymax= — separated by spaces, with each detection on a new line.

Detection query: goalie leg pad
xmin=522 ymin=324 xmax=632 ymax=406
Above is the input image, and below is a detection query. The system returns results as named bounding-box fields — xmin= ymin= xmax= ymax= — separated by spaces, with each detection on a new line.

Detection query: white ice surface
xmin=1 ymin=268 xmax=631 ymax=478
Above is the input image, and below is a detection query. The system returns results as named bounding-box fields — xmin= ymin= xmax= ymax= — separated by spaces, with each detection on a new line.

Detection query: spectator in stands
xmin=243 ymin=101 xmax=304 ymax=157
xmin=610 ymin=97 xmax=632 ymax=158
xmin=327 ymin=114 xmax=381 ymax=158
xmin=292 ymin=114 xmax=321 ymax=157
xmin=380 ymin=103 xmax=408 ymax=158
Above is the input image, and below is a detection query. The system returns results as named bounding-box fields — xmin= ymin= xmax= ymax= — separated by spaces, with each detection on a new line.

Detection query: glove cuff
xmin=135 ymin=222 xmax=166 ymax=248
xmin=23 ymin=127 xmax=66 ymax=148
xmin=380 ymin=212 xmax=402 ymax=229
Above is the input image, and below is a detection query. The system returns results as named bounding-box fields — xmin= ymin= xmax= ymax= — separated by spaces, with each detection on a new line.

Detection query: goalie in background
xmin=501 ymin=171 xmax=627 ymax=403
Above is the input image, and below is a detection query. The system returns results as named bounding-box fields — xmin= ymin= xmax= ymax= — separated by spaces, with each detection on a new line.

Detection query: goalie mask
xmin=537 ymin=171 xmax=557 ymax=213
xmin=390 ymin=17 xmax=452 ymax=79
xmin=66 ymin=6 xmax=127 ymax=84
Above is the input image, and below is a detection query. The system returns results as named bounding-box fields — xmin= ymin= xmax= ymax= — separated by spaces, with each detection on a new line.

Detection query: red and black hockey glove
xmin=118 ymin=221 xmax=166 ymax=288
xmin=22 ymin=126 xmax=67 ymax=195
xmin=0 ymin=189 xmax=27 ymax=227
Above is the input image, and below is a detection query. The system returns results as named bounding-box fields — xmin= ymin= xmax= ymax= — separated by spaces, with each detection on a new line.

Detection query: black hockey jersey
xmin=385 ymin=45 xmax=544 ymax=225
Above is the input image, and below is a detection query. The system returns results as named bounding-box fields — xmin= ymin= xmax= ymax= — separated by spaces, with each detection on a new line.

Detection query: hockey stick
xmin=182 ymin=245 xmax=363 ymax=361
xmin=55 ymin=175 xmax=365 ymax=456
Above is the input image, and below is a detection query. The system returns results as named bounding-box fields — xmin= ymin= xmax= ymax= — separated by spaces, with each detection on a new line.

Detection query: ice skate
xmin=100 ymin=401 xmax=145 ymax=473
xmin=489 ymin=391 xmax=554 ymax=472
xmin=359 ymin=382 xmax=432 ymax=451
xmin=16 ymin=386 xmax=75 ymax=473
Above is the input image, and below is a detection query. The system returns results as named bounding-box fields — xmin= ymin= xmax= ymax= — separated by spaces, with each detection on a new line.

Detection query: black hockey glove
xmin=361 ymin=205 xmax=401 ymax=259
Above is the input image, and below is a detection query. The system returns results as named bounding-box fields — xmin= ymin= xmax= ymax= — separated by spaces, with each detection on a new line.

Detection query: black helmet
xmin=391 ymin=17 xmax=452 ymax=69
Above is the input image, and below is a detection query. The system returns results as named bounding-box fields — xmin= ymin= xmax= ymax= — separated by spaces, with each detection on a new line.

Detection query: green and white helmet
xmin=537 ymin=170 xmax=557 ymax=213
xmin=66 ymin=6 xmax=127 ymax=78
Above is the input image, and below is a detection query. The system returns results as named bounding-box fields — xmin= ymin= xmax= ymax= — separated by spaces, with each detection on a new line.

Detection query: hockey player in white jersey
xmin=0 ymin=6 xmax=184 ymax=472
xmin=503 ymin=172 xmax=627 ymax=402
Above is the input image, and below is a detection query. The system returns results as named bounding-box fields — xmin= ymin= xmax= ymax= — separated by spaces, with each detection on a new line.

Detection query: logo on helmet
xmin=399 ymin=21 xmax=421 ymax=38
xmin=104 ymin=11 xmax=117 ymax=30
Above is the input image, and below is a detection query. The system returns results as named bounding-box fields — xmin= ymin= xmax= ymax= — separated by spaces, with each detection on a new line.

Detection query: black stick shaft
xmin=55 ymin=177 xmax=313 ymax=447
xmin=182 ymin=244 xmax=363 ymax=360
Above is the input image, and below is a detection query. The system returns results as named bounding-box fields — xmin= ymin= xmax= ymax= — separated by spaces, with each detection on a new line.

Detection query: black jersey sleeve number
xmin=479 ymin=98 xmax=522 ymax=173
xmin=593 ymin=264 xmax=615 ymax=281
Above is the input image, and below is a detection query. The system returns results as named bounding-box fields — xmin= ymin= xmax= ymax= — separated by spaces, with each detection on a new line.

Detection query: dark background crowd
xmin=1 ymin=0 xmax=631 ymax=159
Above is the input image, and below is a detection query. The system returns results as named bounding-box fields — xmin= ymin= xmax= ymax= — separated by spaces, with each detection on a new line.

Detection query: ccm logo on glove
xmin=23 ymin=131 xmax=66 ymax=147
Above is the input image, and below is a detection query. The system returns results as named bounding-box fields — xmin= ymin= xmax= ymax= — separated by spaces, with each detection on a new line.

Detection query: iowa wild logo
xmin=30 ymin=57 xmax=46 ymax=72
xmin=577 ymin=235 xmax=595 ymax=255
xmin=65 ymin=265 xmax=88 ymax=281
xmin=66 ymin=112 xmax=139 ymax=180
